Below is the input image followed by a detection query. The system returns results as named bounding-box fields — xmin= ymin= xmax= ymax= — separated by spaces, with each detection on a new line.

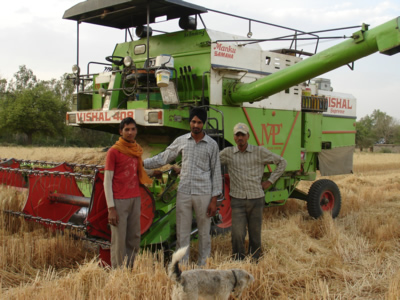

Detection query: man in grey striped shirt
xmin=220 ymin=123 xmax=287 ymax=261
xmin=144 ymin=108 xmax=222 ymax=266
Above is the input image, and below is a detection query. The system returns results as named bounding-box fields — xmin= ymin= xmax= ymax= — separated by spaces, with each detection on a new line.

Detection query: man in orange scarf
xmin=104 ymin=117 xmax=152 ymax=268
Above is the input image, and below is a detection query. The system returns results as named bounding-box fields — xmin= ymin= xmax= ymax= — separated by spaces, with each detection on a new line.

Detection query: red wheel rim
xmin=86 ymin=172 xmax=155 ymax=241
xmin=217 ymin=174 xmax=232 ymax=229
xmin=320 ymin=190 xmax=334 ymax=211
xmin=139 ymin=185 xmax=155 ymax=234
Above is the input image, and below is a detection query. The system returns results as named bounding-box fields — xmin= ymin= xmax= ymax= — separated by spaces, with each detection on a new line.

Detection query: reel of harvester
xmin=0 ymin=158 xmax=156 ymax=266
xmin=0 ymin=157 xmax=232 ymax=266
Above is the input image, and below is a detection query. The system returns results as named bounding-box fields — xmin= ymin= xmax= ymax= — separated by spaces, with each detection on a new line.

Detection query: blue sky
xmin=1 ymin=0 xmax=400 ymax=120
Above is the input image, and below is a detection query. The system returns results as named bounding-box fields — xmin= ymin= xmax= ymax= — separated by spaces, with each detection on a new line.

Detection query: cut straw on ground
xmin=1 ymin=147 xmax=400 ymax=299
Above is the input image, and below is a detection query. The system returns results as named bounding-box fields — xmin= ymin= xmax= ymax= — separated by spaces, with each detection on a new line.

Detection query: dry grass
xmin=0 ymin=146 xmax=107 ymax=166
xmin=1 ymin=147 xmax=400 ymax=299
xmin=0 ymin=144 xmax=157 ymax=166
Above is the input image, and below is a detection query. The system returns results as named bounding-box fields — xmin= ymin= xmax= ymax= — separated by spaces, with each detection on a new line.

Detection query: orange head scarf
xmin=111 ymin=137 xmax=153 ymax=185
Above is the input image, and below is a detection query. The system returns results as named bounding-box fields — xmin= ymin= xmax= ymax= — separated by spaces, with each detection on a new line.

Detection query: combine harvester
xmin=1 ymin=0 xmax=400 ymax=266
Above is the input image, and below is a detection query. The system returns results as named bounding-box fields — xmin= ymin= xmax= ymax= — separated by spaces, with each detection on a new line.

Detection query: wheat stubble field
xmin=1 ymin=146 xmax=400 ymax=299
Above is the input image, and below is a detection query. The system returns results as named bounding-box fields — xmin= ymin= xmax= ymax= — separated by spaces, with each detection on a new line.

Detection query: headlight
xmin=72 ymin=64 xmax=80 ymax=74
xmin=147 ymin=112 xmax=159 ymax=123
xmin=98 ymin=88 xmax=107 ymax=97
xmin=124 ymin=56 xmax=133 ymax=67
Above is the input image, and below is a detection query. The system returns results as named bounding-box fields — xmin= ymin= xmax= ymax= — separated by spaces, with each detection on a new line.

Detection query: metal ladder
xmin=201 ymin=105 xmax=226 ymax=151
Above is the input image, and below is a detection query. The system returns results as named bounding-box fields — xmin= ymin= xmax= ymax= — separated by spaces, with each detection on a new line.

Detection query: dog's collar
xmin=232 ymin=270 xmax=238 ymax=292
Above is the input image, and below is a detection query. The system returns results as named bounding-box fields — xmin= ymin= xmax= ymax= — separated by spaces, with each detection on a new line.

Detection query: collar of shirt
xmin=187 ymin=132 xmax=211 ymax=143
xmin=233 ymin=144 xmax=254 ymax=154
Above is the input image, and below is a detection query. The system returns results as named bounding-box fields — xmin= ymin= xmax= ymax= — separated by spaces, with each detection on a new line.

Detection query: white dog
xmin=168 ymin=246 xmax=254 ymax=300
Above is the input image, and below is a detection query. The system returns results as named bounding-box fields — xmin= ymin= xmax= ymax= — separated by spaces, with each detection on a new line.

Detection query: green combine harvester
xmin=2 ymin=0 xmax=399 ymax=266
xmin=64 ymin=0 xmax=400 ymax=253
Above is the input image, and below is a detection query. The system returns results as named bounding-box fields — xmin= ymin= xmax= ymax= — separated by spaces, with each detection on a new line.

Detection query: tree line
xmin=0 ymin=66 xmax=116 ymax=147
xmin=1 ymin=65 xmax=399 ymax=149
xmin=356 ymin=109 xmax=400 ymax=151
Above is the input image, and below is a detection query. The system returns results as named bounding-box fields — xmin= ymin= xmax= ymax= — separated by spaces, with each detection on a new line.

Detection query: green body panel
xmin=303 ymin=151 xmax=318 ymax=175
xmin=322 ymin=116 xmax=356 ymax=148
xmin=302 ymin=113 xmax=322 ymax=152
xmin=136 ymin=93 xmax=172 ymax=109
xmin=210 ymin=106 xmax=302 ymax=172
xmin=163 ymin=109 xmax=191 ymax=131
xmin=265 ymin=189 xmax=289 ymax=204
xmin=92 ymin=75 xmax=102 ymax=109
xmin=141 ymin=206 xmax=176 ymax=246
xmin=268 ymin=174 xmax=315 ymax=204
xmin=112 ymin=29 xmax=211 ymax=102
xmin=127 ymin=100 xmax=147 ymax=109
xmin=93 ymin=93 xmax=103 ymax=109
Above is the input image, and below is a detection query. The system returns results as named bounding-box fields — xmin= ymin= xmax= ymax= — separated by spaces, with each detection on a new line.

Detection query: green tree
xmin=8 ymin=65 xmax=38 ymax=91
xmin=0 ymin=83 xmax=68 ymax=144
xmin=370 ymin=109 xmax=397 ymax=144
xmin=393 ymin=124 xmax=400 ymax=144
xmin=43 ymin=73 xmax=75 ymax=108
xmin=0 ymin=78 xmax=7 ymax=95
xmin=356 ymin=115 xmax=375 ymax=150
xmin=356 ymin=110 xmax=399 ymax=150
xmin=0 ymin=67 xmax=68 ymax=145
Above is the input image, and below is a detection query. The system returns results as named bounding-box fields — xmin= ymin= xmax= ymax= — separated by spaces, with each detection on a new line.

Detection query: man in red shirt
xmin=104 ymin=117 xmax=152 ymax=268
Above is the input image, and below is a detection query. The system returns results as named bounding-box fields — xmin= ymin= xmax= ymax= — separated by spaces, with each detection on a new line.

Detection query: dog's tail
xmin=168 ymin=245 xmax=188 ymax=282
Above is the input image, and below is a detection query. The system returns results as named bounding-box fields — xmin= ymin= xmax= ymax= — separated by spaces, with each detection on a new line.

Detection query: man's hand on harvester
xmin=108 ymin=207 xmax=119 ymax=226
xmin=171 ymin=165 xmax=181 ymax=175
xmin=207 ymin=196 xmax=218 ymax=217
xmin=261 ymin=180 xmax=272 ymax=190
xmin=152 ymin=170 xmax=163 ymax=179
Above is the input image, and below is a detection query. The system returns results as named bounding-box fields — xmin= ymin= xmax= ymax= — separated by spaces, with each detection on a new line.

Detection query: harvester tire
xmin=306 ymin=179 xmax=341 ymax=219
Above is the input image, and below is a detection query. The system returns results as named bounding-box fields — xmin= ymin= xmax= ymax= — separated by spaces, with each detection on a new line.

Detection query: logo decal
xmin=261 ymin=123 xmax=283 ymax=149
xmin=213 ymin=43 xmax=236 ymax=59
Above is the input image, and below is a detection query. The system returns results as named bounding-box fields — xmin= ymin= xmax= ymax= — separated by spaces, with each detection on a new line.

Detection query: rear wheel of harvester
xmin=307 ymin=179 xmax=341 ymax=219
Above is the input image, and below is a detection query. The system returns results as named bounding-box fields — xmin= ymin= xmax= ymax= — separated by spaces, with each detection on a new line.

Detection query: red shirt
xmin=105 ymin=147 xmax=140 ymax=199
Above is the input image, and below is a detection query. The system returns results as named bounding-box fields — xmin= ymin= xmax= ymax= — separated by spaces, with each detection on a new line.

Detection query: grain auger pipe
xmin=225 ymin=17 xmax=400 ymax=105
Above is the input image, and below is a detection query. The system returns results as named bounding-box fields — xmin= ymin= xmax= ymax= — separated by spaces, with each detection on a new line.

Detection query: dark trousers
xmin=231 ymin=196 xmax=264 ymax=260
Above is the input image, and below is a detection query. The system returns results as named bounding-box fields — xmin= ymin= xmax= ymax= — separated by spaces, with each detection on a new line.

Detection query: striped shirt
xmin=220 ymin=144 xmax=287 ymax=199
xmin=144 ymin=132 xmax=222 ymax=197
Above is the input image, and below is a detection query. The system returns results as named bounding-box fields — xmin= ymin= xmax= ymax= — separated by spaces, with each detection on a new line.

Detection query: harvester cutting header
xmin=2 ymin=0 xmax=400 ymax=266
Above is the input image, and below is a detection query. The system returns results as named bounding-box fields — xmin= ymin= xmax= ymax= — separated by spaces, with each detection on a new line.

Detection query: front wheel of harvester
xmin=306 ymin=179 xmax=341 ymax=219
